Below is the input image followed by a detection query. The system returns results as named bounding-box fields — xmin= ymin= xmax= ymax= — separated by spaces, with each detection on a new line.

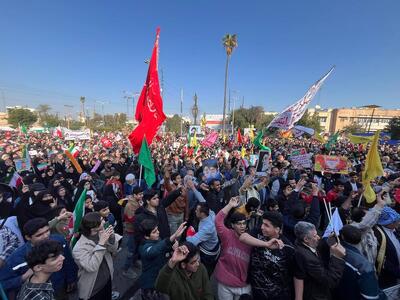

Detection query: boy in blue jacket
xmin=0 ymin=218 xmax=78 ymax=300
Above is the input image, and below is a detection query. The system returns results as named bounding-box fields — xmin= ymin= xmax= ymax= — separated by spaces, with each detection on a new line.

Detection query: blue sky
xmin=0 ymin=0 xmax=399 ymax=119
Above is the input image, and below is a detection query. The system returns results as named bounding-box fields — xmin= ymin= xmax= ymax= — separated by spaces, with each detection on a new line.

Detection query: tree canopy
xmin=7 ymin=108 xmax=38 ymax=128
xmin=165 ymin=114 xmax=188 ymax=134
xmin=229 ymin=106 xmax=274 ymax=130
xmin=385 ymin=117 xmax=400 ymax=140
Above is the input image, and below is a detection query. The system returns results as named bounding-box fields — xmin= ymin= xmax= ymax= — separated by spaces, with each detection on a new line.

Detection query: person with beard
xmin=294 ymin=221 xmax=346 ymax=300
xmin=200 ymin=178 xmax=236 ymax=214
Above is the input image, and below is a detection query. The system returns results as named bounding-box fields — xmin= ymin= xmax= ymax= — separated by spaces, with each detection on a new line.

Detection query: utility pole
xmin=95 ymin=101 xmax=107 ymax=124
xmin=1 ymin=89 xmax=5 ymax=112
xmin=80 ymin=96 xmax=86 ymax=124
xmin=228 ymin=89 xmax=231 ymax=114
xmin=64 ymin=105 xmax=73 ymax=129
xmin=180 ymin=88 xmax=183 ymax=136
xmin=241 ymin=96 xmax=244 ymax=108
xmin=232 ymin=96 xmax=236 ymax=135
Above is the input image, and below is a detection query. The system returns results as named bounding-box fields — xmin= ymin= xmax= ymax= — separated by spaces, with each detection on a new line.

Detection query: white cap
xmin=125 ymin=173 xmax=135 ymax=181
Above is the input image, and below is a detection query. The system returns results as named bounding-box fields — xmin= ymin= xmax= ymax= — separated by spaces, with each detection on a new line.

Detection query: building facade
xmin=306 ymin=106 xmax=400 ymax=133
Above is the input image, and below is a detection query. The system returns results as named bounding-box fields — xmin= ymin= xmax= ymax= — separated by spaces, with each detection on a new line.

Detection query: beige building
xmin=307 ymin=107 xmax=333 ymax=132
xmin=306 ymin=106 xmax=400 ymax=133
xmin=0 ymin=112 xmax=8 ymax=126
xmin=328 ymin=107 xmax=400 ymax=133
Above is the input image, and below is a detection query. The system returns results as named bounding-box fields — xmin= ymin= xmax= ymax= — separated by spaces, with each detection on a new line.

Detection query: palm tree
xmin=222 ymin=34 xmax=238 ymax=136
xmin=36 ymin=104 xmax=51 ymax=117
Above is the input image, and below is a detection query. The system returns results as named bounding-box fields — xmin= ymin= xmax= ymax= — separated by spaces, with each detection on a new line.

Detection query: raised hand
xmin=99 ymin=225 xmax=113 ymax=246
xmin=229 ymin=196 xmax=241 ymax=208
xmin=295 ymin=178 xmax=307 ymax=191
xmin=58 ymin=211 xmax=72 ymax=221
xmin=170 ymin=245 xmax=189 ymax=264
xmin=170 ymin=222 xmax=187 ymax=242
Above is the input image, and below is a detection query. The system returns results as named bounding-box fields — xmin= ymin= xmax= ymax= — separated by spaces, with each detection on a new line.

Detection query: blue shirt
xmin=186 ymin=210 xmax=218 ymax=251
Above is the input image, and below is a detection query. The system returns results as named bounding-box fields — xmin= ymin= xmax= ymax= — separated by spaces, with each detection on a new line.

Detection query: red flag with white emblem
xmin=129 ymin=28 xmax=166 ymax=154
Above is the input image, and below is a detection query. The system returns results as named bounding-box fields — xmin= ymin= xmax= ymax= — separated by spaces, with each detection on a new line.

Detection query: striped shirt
xmin=17 ymin=279 xmax=54 ymax=300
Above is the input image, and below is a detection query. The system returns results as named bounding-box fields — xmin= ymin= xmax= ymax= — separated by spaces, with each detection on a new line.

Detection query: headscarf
xmin=378 ymin=206 xmax=400 ymax=226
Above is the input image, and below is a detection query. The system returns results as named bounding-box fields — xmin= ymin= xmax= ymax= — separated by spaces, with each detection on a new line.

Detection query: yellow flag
xmin=190 ymin=132 xmax=197 ymax=147
xmin=348 ymin=134 xmax=374 ymax=145
xmin=241 ymin=146 xmax=246 ymax=158
xmin=249 ymin=129 xmax=255 ymax=142
xmin=362 ymin=131 xmax=384 ymax=203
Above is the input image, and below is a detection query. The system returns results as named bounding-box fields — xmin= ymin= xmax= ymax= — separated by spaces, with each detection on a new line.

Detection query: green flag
xmin=253 ymin=130 xmax=272 ymax=152
xmin=20 ymin=124 xmax=27 ymax=134
xmin=138 ymin=138 xmax=156 ymax=187
xmin=326 ymin=132 xmax=339 ymax=151
xmin=70 ymin=188 xmax=87 ymax=248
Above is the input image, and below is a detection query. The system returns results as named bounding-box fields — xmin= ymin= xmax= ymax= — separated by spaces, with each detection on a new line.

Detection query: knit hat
xmin=378 ymin=206 xmax=400 ymax=226
xmin=125 ymin=173 xmax=135 ymax=181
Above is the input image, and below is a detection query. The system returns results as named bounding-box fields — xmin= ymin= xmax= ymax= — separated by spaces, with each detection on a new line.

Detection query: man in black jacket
xmin=343 ymin=172 xmax=363 ymax=196
xmin=294 ymin=221 xmax=346 ymax=300
xmin=135 ymin=188 xmax=183 ymax=240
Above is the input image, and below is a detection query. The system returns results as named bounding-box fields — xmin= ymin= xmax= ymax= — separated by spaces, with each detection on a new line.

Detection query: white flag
xmin=323 ymin=207 xmax=343 ymax=238
xmin=268 ymin=67 xmax=334 ymax=130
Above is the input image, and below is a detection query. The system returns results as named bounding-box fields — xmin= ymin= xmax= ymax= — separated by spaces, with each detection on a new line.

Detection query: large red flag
xmin=129 ymin=28 xmax=166 ymax=154
xmin=237 ymin=128 xmax=243 ymax=144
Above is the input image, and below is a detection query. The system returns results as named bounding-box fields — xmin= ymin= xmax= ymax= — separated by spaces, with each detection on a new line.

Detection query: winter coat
xmin=72 ymin=233 xmax=121 ymax=300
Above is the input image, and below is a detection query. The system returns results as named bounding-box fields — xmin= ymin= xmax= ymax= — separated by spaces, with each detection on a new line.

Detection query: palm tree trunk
xmin=222 ymin=54 xmax=230 ymax=137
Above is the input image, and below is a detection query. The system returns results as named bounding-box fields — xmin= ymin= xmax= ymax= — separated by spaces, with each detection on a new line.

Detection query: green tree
xmin=222 ymin=33 xmax=238 ymax=136
xmin=7 ymin=108 xmax=38 ymax=128
xmin=36 ymin=104 xmax=51 ymax=118
xmin=342 ymin=122 xmax=365 ymax=134
xmin=41 ymin=114 xmax=61 ymax=128
xmin=385 ymin=117 xmax=400 ymax=139
xmin=229 ymin=106 xmax=270 ymax=130
xmin=296 ymin=111 xmax=322 ymax=132
xmin=165 ymin=114 xmax=188 ymax=134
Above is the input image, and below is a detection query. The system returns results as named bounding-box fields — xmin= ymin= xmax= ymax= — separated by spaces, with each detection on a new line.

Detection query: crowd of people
xmin=0 ymin=129 xmax=400 ymax=300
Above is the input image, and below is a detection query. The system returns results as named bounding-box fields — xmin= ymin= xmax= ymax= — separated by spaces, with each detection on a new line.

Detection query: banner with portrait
xmin=314 ymin=155 xmax=349 ymax=174
xmin=256 ymin=150 xmax=271 ymax=175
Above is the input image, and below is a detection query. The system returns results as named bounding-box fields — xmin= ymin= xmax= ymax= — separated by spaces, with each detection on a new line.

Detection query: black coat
xmin=294 ymin=241 xmax=345 ymax=300
xmin=135 ymin=189 xmax=181 ymax=240
xmin=343 ymin=181 xmax=363 ymax=196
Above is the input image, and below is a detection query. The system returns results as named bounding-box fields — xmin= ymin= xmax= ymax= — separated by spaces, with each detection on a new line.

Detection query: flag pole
xmin=357 ymin=193 xmax=363 ymax=207
xmin=323 ymin=199 xmax=332 ymax=225
xmin=138 ymin=164 xmax=143 ymax=187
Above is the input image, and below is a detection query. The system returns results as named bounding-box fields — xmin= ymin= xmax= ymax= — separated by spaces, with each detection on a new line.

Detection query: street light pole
xmin=180 ymin=89 xmax=183 ymax=136
xmin=64 ymin=105 xmax=73 ymax=129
